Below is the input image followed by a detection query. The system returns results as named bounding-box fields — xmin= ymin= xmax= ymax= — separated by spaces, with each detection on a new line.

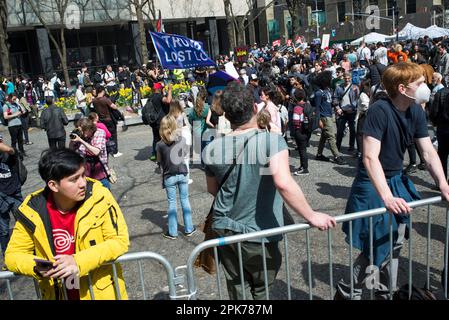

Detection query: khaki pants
xmin=317 ymin=115 xmax=340 ymax=158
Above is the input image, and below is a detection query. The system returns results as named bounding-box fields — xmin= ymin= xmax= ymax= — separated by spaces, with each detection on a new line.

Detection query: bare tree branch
xmin=97 ymin=0 xmax=117 ymax=21
xmin=72 ymin=0 xmax=90 ymax=23
xmin=25 ymin=0 xmax=71 ymax=86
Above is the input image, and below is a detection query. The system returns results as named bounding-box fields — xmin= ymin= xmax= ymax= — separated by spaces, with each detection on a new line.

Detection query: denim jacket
xmin=333 ymin=84 xmax=360 ymax=112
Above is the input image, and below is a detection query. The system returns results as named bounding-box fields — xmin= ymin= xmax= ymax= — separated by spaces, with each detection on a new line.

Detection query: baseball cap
xmin=153 ymin=82 xmax=164 ymax=90
xmin=250 ymin=74 xmax=258 ymax=81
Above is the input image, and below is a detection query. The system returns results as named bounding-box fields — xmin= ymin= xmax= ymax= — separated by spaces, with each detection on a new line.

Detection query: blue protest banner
xmin=149 ymin=31 xmax=216 ymax=70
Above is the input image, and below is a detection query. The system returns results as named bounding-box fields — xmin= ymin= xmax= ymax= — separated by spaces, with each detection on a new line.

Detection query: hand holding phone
xmin=34 ymin=258 xmax=55 ymax=273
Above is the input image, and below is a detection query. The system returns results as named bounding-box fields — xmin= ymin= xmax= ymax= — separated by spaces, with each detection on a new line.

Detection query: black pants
xmin=48 ymin=136 xmax=66 ymax=150
xmin=103 ymin=120 xmax=118 ymax=154
xmin=294 ymin=128 xmax=310 ymax=170
xmin=356 ymin=113 xmax=367 ymax=154
xmin=20 ymin=115 xmax=30 ymax=143
xmin=437 ymin=126 xmax=449 ymax=178
xmin=8 ymin=125 xmax=24 ymax=153
xmin=336 ymin=112 xmax=356 ymax=151
xmin=152 ymin=126 xmax=161 ymax=156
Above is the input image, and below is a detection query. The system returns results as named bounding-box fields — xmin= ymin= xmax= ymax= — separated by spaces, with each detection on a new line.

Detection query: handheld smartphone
xmin=34 ymin=258 xmax=54 ymax=271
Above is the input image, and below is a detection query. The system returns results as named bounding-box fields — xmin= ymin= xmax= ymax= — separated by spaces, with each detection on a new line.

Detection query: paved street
xmin=0 ymin=123 xmax=447 ymax=300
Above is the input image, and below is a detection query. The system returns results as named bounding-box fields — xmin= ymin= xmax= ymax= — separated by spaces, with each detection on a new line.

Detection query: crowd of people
xmin=1 ymin=33 xmax=449 ymax=300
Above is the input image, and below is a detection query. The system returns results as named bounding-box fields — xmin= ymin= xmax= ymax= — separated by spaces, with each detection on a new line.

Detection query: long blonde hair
xmin=159 ymin=115 xmax=179 ymax=144
xmin=257 ymin=108 xmax=271 ymax=131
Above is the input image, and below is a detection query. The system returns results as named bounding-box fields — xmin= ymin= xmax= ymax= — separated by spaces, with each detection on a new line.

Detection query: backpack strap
xmin=208 ymin=131 xmax=259 ymax=217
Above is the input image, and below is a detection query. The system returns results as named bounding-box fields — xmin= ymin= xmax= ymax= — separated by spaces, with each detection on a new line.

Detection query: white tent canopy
xmin=350 ymin=32 xmax=389 ymax=45
xmin=398 ymin=23 xmax=426 ymax=40
xmin=395 ymin=23 xmax=449 ymax=40
xmin=417 ymin=25 xmax=449 ymax=39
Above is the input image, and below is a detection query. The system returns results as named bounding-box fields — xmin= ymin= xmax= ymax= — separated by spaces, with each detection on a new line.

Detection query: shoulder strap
xmin=342 ymin=84 xmax=352 ymax=98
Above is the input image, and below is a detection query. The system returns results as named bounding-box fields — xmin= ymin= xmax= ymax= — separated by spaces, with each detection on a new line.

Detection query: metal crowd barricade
xmin=185 ymin=196 xmax=448 ymax=300
xmin=0 ymin=271 xmax=42 ymax=300
xmin=0 ymin=251 xmax=181 ymax=300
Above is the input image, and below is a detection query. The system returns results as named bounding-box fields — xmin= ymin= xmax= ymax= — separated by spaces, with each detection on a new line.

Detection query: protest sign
xmin=149 ymin=31 xmax=216 ymax=69
xmin=234 ymin=46 xmax=248 ymax=63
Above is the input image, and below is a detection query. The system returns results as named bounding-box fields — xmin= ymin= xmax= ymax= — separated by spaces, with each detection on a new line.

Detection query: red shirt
xmin=47 ymin=194 xmax=80 ymax=300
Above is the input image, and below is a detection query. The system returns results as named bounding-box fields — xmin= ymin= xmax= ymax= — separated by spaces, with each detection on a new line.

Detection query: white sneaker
xmin=112 ymin=152 xmax=123 ymax=158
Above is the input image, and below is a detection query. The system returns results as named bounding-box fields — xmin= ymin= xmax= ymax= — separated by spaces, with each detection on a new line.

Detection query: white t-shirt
xmin=341 ymin=84 xmax=352 ymax=108
xmin=76 ymin=89 xmax=86 ymax=108
xmin=104 ymin=71 xmax=116 ymax=87
xmin=357 ymin=47 xmax=371 ymax=61
xmin=374 ymin=47 xmax=388 ymax=66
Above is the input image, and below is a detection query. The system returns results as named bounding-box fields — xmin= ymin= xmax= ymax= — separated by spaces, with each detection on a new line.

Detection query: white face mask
xmin=403 ymin=83 xmax=431 ymax=104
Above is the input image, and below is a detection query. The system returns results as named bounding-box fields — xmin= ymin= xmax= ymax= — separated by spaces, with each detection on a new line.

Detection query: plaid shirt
xmin=79 ymin=129 xmax=108 ymax=168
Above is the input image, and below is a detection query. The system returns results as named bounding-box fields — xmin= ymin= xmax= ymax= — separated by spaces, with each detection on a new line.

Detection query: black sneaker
xmin=162 ymin=232 xmax=177 ymax=240
xmin=316 ymin=154 xmax=330 ymax=162
xmin=294 ymin=168 xmax=310 ymax=176
xmin=334 ymin=157 xmax=347 ymax=165
xmin=418 ymin=163 xmax=426 ymax=171
xmin=334 ymin=289 xmax=346 ymax=300
xmin=404 ymin=164 xmax=417 ymax=175
xmin=184 ymin=228 xmax=197 ymax=237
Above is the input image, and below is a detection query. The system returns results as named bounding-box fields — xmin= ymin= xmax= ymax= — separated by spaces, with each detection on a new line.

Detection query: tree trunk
xmin=0 ymin=0 xmax=11 ymax=76
xmin=60 ymin=27 xmax=70 ymax=89
xmin=136 ymin=4 xmax=148 ymax=65
xmin=248 ymin=9 xmax=256 ymax=45
xmin=224 ymin=0 xmax=235 ymax=52
xmin=291 ymin=13 xmax=299 ymax=39
xmin=236 ymin=17 xmax=246 ymax=46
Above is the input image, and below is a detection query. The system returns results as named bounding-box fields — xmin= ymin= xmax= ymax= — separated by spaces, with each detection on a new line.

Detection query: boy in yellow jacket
xmin=5 ymin=148 xmax=129 ymax=300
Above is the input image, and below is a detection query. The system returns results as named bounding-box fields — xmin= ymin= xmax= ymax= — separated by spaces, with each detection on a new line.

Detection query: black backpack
xmin=142 ymin=98 xmax=164 ymax=127
xmin=0 ymin=104 xmax=9 ymax=126
xmin=17 ymin=155 xmax=27 ymax=185
xmin=302 ymin=102 xmax=320 ymax=133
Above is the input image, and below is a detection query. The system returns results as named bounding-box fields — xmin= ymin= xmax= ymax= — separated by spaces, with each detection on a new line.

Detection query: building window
xmin=406 ymin=0 xmax=416 ymax=14
xmin=387 ymin=0 xmax=395 ymax=16
xmin=353 ymin=0 xmax=363 ymax=20
xmin=337 ymin=2 xmax=346 ymax=23
xmin=310 ymin=0 xmax=326 ymax=26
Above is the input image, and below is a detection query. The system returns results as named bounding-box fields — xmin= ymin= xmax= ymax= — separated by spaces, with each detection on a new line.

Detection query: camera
xmin=70 ymin=128 xmax=83 ymax=140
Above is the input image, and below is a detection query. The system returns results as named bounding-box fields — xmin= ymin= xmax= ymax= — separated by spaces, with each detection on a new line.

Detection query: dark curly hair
xmin=222 ymin=82 xmax=255 ymax=126
xmin=315 ymin=71 xmax=333 ymax=90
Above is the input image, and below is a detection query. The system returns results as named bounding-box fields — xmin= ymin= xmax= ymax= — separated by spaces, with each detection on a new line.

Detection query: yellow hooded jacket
xmin=5 ymin=179 xmax=129 ymax=300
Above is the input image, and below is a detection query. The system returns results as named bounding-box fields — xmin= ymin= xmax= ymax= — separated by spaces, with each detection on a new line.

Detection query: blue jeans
xmin=164 ymin=174 xmax=193 ymax=237
xmin=0 ymin=190 xmax=23 ymax=256
xmin=100 ymin=178 xmax=111 ymax=190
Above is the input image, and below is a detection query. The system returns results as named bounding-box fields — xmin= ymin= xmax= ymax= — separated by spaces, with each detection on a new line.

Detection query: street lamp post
xmin=312 ymin=0 xmax=320 ymax=38
xmin=188 ymin=20 xmax=195 ymax=40
xmin=204 ymin=30 xmax=211 ymax=56
xmin=346 ymin=7 xmax=401 ymax=41
xmin=393 ymin=1 xmax=399 ymax=42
